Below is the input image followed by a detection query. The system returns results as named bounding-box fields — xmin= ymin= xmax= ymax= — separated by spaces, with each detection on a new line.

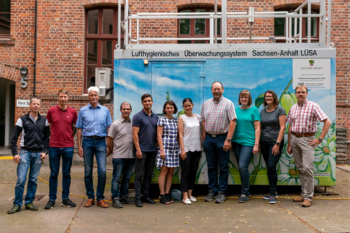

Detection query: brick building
xmin=0 ymin=0 xmax=349 ymax=161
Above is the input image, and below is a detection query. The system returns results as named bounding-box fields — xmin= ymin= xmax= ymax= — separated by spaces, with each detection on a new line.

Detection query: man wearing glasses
xmin=287 ymin=84 xmax=331 ymax=207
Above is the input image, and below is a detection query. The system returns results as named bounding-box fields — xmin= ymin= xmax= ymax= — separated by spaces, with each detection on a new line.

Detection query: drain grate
xmin=12 ymin=194 xmax=46 ymax=201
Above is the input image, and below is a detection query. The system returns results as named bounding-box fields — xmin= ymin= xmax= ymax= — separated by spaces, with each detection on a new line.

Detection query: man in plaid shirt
xmin=287 ymin=84 xmax=331 ymax=208
xmin=201 ymin=81 xmax=236 ymax=203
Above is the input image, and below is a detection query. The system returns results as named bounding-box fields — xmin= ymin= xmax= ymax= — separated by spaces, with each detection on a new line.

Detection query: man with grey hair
xmin=107 ymin=102 xmax=135 ymax=208
xmin=77 ymin=86 xmax=113 ymax=208
xmin=8 ymin=97 xmax=50 ymax=214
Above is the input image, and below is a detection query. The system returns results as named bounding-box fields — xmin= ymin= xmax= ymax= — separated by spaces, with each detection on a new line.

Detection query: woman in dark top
xmin=260 ymin=90 xmax=286 ymax=204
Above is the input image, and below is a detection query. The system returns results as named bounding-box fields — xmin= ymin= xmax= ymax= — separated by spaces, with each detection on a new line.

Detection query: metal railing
xmin=117 ymin=0 xmax=333 ymax=49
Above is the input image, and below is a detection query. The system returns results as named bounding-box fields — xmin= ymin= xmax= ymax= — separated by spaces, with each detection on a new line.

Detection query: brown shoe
xmin=84 ymin=199 xmax=95 ymax=207
xmin=302 ymin=199 xmax=312 ymax=207
xmin=293 ymin=196 xmax=304 ymax=202
xmin=97 ymin=200 xmax=109 ymax=208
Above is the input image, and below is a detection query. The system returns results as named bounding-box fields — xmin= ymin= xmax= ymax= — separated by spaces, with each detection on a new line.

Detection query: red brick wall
xmin=0 ymin=0 xmax=349 ymax=143
xmin=332 ymin=0 xmax=350 ymax=141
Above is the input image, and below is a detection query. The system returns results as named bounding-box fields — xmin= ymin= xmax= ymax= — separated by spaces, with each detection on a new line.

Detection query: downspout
xmin=33 ymin=0 xmax=37 ymax=96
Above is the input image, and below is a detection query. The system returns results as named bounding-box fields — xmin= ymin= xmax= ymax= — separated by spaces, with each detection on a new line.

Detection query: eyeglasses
xmin=265 ymin=96 xmax=274 ymax=99
xmin=296 ymin=92 xmax=307 ymax=94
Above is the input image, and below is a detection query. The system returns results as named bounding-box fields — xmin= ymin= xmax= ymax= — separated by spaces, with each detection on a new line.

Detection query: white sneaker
xmin=189 ymin=196 xmax=197 ymax=202
xmin=183 ymin=199 xmax=192 ymax=205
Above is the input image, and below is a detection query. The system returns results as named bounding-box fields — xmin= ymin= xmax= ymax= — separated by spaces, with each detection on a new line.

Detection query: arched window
xmin=85 ymin=7 xmax=124 ymax=89
xmin=274 ymin=6 xmax=319 ymax=43
xmin=177 ymin=7 xmax=221 ymax=44
xmin=0 ymin=0 xmax=11 ymax=37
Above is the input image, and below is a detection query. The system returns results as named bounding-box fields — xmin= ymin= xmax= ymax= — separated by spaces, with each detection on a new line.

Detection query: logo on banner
xmin=309 ymin=60 xmax=314 ymax=66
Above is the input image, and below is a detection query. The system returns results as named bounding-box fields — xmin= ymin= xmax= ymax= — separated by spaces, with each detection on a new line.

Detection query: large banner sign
xmin=114 ymin=49 xmax=336 ymax=186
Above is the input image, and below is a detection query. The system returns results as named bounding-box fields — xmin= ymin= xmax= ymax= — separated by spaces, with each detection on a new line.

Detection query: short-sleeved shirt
xmin=232 ymin=106 xmax=260 ymax=147
xmin=286 ymin=99 xmax=327 ymax=133
xmin=201 ymin=96 xmax=237 ymax=135
xmin=132 ymin=109 xmax=159 ymax=152
xmin=156 ymin=117 xmax=179 ymax=168
xmin=108 ymin=117 xmax=133 ymax=159
xmin=47 ymin=105 xmax=77 ymax=147
xmin=76 ymin=103 xmax=112 ymax=137
xmin=260 ymin=106 xmax=286 ymax=142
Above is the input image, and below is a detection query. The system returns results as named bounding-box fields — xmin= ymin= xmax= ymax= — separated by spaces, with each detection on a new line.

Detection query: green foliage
xmin=177 ymin=109 xmax=185 ymax=118
xmin=254 ymin=93 xmax=265 ymax=108
xmin=280 ymin=91 xmax=297 ymax=115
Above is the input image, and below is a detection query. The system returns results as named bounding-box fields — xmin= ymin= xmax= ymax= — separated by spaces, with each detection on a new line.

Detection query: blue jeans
xmin=14 ymin=150 xmax=42 ymax=206
xmin=82 ymin=137 xmax=107 ymax=201
xmin=260 ymin=140 xmax=284 ymax=196
xmin=232 ymin=142 xmax=254 ymax=195
xmin=203 ymin=134 xmax=229 ymax=194
xmin=111 ymin=158 xmax=135 ymax=199
xmin=48 ymin=147 xmax=74 ymax=201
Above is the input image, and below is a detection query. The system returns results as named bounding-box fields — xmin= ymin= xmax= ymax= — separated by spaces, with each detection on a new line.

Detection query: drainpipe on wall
xmin=33 ymin=0 xmax=37 ymax=97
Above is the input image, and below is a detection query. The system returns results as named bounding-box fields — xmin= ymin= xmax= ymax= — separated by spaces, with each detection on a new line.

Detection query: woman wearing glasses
xmin=232 ymin=90 xmax=261 ymax=203
xmin=260 ymin=90 xmax=286 ymax=204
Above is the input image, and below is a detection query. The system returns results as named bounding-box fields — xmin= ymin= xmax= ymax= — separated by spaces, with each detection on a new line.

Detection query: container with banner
xmin=114 ymin=48 xmax=336 ymax=186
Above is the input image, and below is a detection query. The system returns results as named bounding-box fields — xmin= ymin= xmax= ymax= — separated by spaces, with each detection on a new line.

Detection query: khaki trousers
xmin=291 ymin=134 xmax=315 ymax=200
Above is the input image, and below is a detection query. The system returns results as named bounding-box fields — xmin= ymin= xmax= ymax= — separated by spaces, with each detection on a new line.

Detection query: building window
xmin=85 ymin=8 xmax=124 ymax=90
xmin=274 ymin=7 xmax=319 ymax=43
xmin=178 ymin=7 xmax=221 ymax=44
xmin=0 ymin=0 xmax=11 ymax=37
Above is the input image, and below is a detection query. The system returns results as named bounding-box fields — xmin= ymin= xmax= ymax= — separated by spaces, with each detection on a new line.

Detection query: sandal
xmin=159 ymin=195 xmax=170 ymax=205
xmin=165 ymin=193 xmax=174 ymax=203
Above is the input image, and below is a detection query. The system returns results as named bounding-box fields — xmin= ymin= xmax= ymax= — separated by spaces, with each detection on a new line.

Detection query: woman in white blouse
xmin=178 ymin=98 xmax=202 ymax=205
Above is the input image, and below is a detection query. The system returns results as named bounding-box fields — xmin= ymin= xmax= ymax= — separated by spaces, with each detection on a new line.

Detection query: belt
xmin=84 ymin=136 xmax=105 ymax=140
xmin=207 ymin=133 xmax=227 ymax=138
xmin=291 ymin=132 xmax=315 ymax=137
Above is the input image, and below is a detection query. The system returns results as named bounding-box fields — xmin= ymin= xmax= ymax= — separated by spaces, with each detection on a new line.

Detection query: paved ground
xmin=0 ymin=159 xmax=349 ymax=233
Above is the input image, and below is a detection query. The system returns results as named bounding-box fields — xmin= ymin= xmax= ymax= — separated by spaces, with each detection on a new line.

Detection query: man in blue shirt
xmin=77 ymin=86 xmax=112 ymax=208
xmin=132 ymin=94 xmax=159 ymax=207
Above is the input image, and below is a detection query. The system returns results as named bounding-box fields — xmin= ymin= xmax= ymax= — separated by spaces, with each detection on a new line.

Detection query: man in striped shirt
xmin=201 ymin=81 xmax=236 ymax=203
xmin=287 ymin=84 xmax=331 ymax=208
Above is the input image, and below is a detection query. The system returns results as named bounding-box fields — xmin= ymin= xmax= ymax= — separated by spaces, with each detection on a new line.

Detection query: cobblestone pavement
xmin=0 ymin=160 xmax=349 ymax=233
xmin=0 ymin=160 xmax=17 ymax=184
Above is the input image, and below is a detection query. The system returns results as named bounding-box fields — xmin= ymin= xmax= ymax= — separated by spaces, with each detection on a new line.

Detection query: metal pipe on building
xmin=214 ymin=0 xmax=217 ymax=44
xmin=247 ymin=7 xmax=255 ymax=43
xmin=118 ymin=0 xmax=121 ymax=48
xmin=33 ymin=0 xmax=38 ymax=96
xmin=221 ymin=0 xmax=227 ymax=44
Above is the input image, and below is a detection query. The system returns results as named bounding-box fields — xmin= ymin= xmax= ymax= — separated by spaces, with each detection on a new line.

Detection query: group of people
xmin=8 ymin=81 xmax=331 ymax=214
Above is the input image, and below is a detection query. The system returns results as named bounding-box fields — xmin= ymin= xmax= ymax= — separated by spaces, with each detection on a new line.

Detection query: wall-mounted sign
xmin=293 ymin=59 xmax=331 ymax=89
xmin=20 ymin=76 xmax=28 ymax=88
xmin=17 ymin=99 xmax=30 ymax=107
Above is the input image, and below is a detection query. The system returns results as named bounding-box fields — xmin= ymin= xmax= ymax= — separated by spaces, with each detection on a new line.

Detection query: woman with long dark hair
xmin=178 ymin=98 xmax=202 ymax=205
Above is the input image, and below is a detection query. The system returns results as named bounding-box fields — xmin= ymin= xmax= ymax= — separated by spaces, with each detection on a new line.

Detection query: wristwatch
xmin=276 ymin=142 xmax=281 ymax=146
xmin=226 ymin=138 xmax=231 ymax=141
xmin=318 ymin=138 xmax=323 ymax=142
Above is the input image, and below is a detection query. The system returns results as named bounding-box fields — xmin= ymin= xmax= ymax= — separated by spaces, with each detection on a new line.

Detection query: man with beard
xmin=132 ymin=94 xmax=159 ymax=207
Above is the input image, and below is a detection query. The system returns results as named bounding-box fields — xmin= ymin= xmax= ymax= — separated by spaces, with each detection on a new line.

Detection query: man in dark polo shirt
xmin=44 ymin=89 xmax=78 ymax=209
xmin=132 ymin=94 xmax=159 ymax=207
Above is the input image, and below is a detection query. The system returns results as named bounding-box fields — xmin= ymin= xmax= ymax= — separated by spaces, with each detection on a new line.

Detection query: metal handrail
xmin=117 ymin=0 xmax=332 ymax=48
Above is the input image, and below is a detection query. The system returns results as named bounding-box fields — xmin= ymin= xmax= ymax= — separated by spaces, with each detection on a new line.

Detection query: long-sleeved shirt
xmin=11 ymin=112 xmax=50 ymax=156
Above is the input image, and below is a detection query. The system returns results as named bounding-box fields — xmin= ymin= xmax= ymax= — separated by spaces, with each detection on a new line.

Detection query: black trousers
xmin=260 ymin=140 xmax=284 ymax=195
xmin=134 ymin=151 xmax=157 ymax=199
xmin=180 ymin=151 xmax=201 ymax=193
